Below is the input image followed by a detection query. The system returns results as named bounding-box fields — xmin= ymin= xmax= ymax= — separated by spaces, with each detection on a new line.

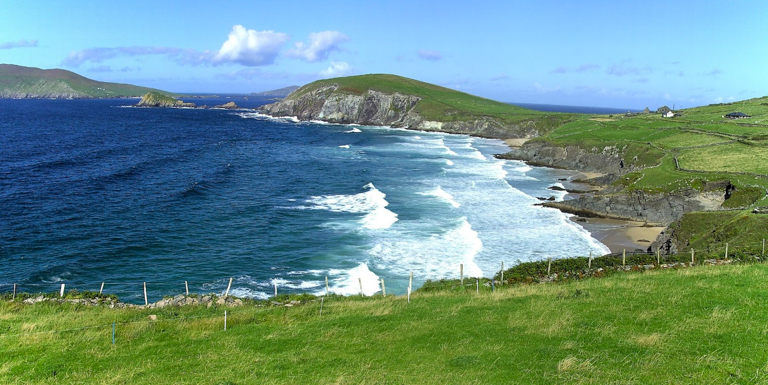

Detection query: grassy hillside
xmin=0 ymin=64 xmax=168 ymax=98
xmin=3 ymin=264 xmax=768 ymax=384
xmin=534 ymin=96 xmax=768 ymax=252
xmin=290 ymin=74 xmax=573 ymax=130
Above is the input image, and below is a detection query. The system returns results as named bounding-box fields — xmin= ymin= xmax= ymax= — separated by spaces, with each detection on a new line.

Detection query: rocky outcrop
xmin=136 ymin=92 xmax=196 ymax=108
xmin=259 ymin=84 xmax=543 ymax=139
xmin=261 ymin=85 xmax=420 ymax=126
xmin=213 ymin=101 xmax=239 ymax=109
xmin=498 ymin=140 xmax=630 ymax=183
xmin=541 ymin=189 xmax=726 ymax=225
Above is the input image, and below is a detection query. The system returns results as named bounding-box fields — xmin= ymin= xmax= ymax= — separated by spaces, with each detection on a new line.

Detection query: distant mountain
xmin=0 ymin=64 xmax=168 ymax=99
xmin=250 ymin=85 xmax=300 ymax=98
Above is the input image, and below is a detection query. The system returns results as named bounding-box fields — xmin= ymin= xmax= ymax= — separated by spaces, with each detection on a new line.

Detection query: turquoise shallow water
xmin=0 ymin=97 xmax=608 ymax=302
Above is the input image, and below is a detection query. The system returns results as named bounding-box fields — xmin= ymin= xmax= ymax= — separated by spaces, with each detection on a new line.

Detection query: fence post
xmin=185 ymin=281 xmax=189 ymax=296
xmin=408 ymin=272 xmax=413 ymax=303
xmin=500 ymin=261 xmax=504 ymax=284
xmin=325 ymin=276 xmax=329 ymax=297
xmin=622 ymin=249 xmax=626 ymax=268
xmin=358 ymin=278 xmax=364 ymax=298
xmin=12 ymin=284 xmax=16 ymax=300
xmin=380 ymin=278 xmax=386 ymax=297
xmin=225 ymin=277 xmax=233 ymax=298
xmin=656 ymin=248 xmax=660 ymax=266
xmin=274 ymin=282 xmax=278 ymax=298
xmin=547 ymin=258 xmax=552 ymax=275
xmin=725 ymin=243 xmax=729 ymax=260
xmin=60 ymin=283 xmax=65 ymax=298
xmin=691 ymin=248 xmax=695 ymax=264
xmin=588 ymin=251 xmax=592 ymax=269
xmin=143 ymin=282 xmax=148 ymax=306
xmin=476 ymin=279 xmax=479 ymax=294
xmin=99 ymin=282 xmax=105 ymax=295
xmin=460 ymin=264 xmax=464 ymax=285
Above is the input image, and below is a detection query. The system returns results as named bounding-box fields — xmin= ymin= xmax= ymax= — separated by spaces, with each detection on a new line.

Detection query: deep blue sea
xmin=0 ymin=96 xmax=609 ymax=302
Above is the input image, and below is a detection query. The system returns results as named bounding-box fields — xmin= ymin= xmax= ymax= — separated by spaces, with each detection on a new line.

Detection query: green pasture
xmin=3 ymin=263 xmax=768 ymax=384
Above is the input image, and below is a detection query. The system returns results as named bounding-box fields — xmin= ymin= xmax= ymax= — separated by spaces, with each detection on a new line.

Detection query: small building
xmin=724 ymin=112 xmax=750 ymax=119
xmin=663 ymin=110 xmax=675 ymax=118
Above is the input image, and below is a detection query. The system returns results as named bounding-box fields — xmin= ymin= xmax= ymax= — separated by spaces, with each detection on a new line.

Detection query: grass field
xmin=3 ymin=264 xmax=768 ymax=384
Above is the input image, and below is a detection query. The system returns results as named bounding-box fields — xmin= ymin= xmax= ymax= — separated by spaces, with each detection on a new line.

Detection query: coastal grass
xmin=4 ymin=264 xmax=768 ymax=384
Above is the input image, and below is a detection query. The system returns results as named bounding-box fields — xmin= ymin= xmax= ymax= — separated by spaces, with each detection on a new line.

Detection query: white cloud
xmin=418 ymin=49 xmax=442 ymax=61
xmin=0 ymin=39 xmax=38 ymax=50
xmin=212 ymin=25 xmax=289 ymax=66
xmin=286 ymin=31 xmax=348 ymax=62
xmin=534 ymin=82 xmax=560 ymax=94
xmin=319 ymin=61 xmax=352 ymax=77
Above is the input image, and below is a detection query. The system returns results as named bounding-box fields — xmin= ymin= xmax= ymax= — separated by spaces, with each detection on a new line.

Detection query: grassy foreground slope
xmin=3 ymin=264 xmax=768 ymax=384
xmin=290 ymin=74 xmax=572 ymax=130
xmin=0 ymin=64 xmax=168 ymax=98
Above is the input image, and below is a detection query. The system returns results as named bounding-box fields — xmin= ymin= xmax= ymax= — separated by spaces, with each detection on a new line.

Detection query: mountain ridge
xmin=0 ymin=64 xmax=168 ymax=99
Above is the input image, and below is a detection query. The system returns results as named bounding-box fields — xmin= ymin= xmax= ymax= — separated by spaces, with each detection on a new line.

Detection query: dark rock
xmin=214 ymin=101 xmax=238 ymax=109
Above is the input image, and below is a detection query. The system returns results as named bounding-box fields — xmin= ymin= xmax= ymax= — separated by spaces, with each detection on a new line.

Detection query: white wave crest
xmin=306 ymin=183 xmax=398 ymax=229
xmin=346 ymin=127 xmax=362 ymax=133
xmin=418 ymin=186 xmax=460 ymax=208
xmin=339 ymin=144 xmax=350 ymax=149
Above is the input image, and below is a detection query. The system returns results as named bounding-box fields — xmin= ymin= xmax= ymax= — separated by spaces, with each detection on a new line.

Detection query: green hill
xmin=290 ymin=73 xmax=562 ymax=126
xmin=3 ymin=263 xmax=768 ymax=384
xmin=0 ymin=64 xmax=169 ymax=99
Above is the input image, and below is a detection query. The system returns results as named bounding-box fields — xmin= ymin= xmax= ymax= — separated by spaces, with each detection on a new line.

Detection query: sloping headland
xmin=0 ymin=64 xmax=169 ymax=99
xmin=260 ymin=74 xmax=768 ymax=255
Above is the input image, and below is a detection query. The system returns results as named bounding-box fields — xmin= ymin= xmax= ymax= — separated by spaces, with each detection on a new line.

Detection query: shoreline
xmin=496 ymin=139 xmax=663 ymax=255
xmin=571 ymin=217 xmax=664 ymax=253
xmin=256 ymin=108 xmax=665 ymax=257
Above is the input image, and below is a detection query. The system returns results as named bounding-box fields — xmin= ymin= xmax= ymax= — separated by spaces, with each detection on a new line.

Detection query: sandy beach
xmin=573 ymin=217 xmax=665 ymax=253
xmin=499 ymin=138 xmax=664 ymax=255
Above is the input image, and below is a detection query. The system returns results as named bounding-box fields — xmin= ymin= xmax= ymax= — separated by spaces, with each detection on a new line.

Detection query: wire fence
xmin=2 ymin=241 xmax=768 ymax=343
xmin=3 ymin=239 xmax=766 ymax=305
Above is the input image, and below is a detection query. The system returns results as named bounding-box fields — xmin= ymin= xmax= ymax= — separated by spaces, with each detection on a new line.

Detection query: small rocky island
xmin=136 ymin=92 xmax=196 ymax=108
xmin=136 ymin=92 xmax=239 ymax=109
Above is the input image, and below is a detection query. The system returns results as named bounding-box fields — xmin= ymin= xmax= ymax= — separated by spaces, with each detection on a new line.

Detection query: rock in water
xmin=136 ymin=92 xmax=196 ymax=108
xmin=214 ymin=101 xmax=238 ymax=109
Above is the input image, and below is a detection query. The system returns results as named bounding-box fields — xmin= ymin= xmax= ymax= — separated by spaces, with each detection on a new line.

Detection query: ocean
xmin=0 ymin=96 xmax=609 ymax=303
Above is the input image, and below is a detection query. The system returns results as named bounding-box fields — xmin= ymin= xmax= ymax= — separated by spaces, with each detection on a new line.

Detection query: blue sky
xmin=1 ymin=0 xmax=766 ymax=109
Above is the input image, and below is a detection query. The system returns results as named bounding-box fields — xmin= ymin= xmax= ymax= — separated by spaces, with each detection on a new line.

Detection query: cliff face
xmin=499 ymin=140 xmax=628 ymax=183
xmin=542 ymin=189 xmax=726 ymax=225
xmin=260 ymin=84 xmax=542 ymax=139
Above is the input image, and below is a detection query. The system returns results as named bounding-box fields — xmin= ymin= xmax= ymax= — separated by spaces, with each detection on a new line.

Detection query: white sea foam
xmin=339 ymin=144 xmax=350 ymax=149
xmin=326 ymin=263 xmax=381 ymax=296
xmin=366 ymin=218 xmax=483 ymax=279
xmin=418 ymin=186 xmax=461 ymax=208
xmin=305 ymin=183 xmax=398 ymax=229
xmin=346 ymin=127 xmax=362 ymax=133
